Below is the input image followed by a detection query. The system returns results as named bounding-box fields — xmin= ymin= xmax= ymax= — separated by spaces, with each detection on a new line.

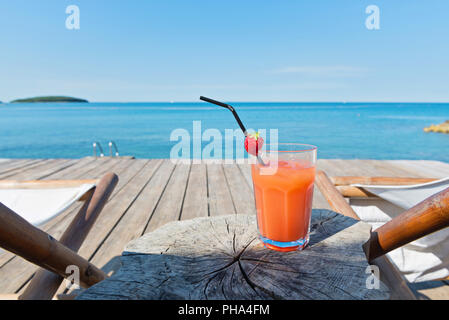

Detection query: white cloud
xmin=272 ymin=65 xmax=368 ymax=77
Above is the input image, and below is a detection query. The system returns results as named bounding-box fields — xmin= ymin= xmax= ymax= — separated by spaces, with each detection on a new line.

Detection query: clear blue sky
xmin=1 ymin=0 xmax=448 ymax=102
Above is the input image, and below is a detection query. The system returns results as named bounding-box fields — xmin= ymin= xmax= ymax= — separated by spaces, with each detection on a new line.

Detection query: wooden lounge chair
xmin=315 ymin=170 xmax=449 ymax=299
xmin=0 ymin=172 xmax=118 ymax=300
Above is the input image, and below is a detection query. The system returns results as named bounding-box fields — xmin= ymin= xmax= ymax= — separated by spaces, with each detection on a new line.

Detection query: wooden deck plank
xmin=0 ymin=159 xmax=60 ymax=179
xmin=317 ymin=158 xmax=448 ymax=180
xmin=40 ymin=157 xmax=98 ymax=180
xmin=68 ymin=158 xmax=119 ymax=179
xmin=417 ymin=160 xmax=449 ymax=171
xmin=180 ymin=163 xmax=208 ymax=220
xmin=3 ymin=159 xmax=77 ymax=181
xmin=0 ymin=249 xmax=42 ymax=293
xmin=75 ymin=159 xmax=167 ymax=263
xmin=363 ymin=159 xmax=428 ymax=177
xmin=222 ymin=163 xmax=256 ymax=215
xmin=320 ymin=159 xmax=379 ymax=176
xmin=237 ymin=162 xmax=253 ymax=191
xmin=0 ymin=159 xmax=26 ymax=171
xmin=0 ymin=159 xmax=51 ymax=179
xmin=87 ymin=160 xmax=179 ymax=274
xmin=0 ymin=252 xmax=14 ymax=270
xmin=316 ymin=159 xmax=347 ymax=175
xmin=379 ymin=161 xmax=430 ymax=178
xmin=357 ymin=159 xmax=423 ymax=176
xmin=0 ymin=159 xmax=42 ymax=174
xmin=0 ymin=159 xmax=12 ymax=165
xmin=318 ymin=159 xmax=419 ymax=178
xmin=387 ymin=160 xmax=449 ymax=178
xmin=409 ymin=280 xmax=449 ymax=300
xmin=206 ymin=163 xmax=236 ymax=216
xmin=142 ymin=161 xmax=189 ymax=234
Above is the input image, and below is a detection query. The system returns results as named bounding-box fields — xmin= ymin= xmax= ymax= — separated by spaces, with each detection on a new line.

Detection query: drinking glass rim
xmin=263 ymin=143 xmax=317 ymax=153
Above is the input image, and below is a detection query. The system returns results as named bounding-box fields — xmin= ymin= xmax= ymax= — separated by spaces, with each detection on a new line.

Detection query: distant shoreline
xmin=10 ymin=96 xmax=88 ymax=103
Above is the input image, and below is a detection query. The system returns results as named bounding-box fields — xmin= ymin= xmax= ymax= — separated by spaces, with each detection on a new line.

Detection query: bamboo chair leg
xmin=0 ymin=293 xmax=76 ymax=300
xmin=55 ymin=292 xmax=79 ymax=300
xmin=19 ymin=173 xmax=119 ymax=300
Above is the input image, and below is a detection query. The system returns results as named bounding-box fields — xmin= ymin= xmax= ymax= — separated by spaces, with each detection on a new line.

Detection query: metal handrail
xmin=93 ymin=142 xmax=105 ymax=158
xmin=108 ymin=141 xmax=119 ymax=157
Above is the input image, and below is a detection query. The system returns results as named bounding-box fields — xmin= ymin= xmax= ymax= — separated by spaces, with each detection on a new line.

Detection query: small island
xmin=10 ymin=96 xmax=88 ymax=103
xmin=424 ymin=120 xmax=449 ymax=134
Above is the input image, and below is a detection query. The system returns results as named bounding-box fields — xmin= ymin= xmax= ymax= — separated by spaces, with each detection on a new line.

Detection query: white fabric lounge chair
xmin=316 ymin=172 xmax=449 ymax=284
xmin=0 ymin=180 xmax=96 ymax=226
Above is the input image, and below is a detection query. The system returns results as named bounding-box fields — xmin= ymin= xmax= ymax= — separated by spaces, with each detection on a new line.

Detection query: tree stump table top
xmin=78 ymin=210 xmax=390 ymax=300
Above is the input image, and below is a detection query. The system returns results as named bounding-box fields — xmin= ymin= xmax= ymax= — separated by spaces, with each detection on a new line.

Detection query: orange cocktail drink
xmin=251 ymin=144 xmax=317 ymax=252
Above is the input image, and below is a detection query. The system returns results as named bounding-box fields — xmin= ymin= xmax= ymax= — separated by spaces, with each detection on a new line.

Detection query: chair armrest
xmin=331 ymin=176 xmax=436 ymax=186
xmin=0 ymin=203 xmax=107 ymax=288
xmin=315 ymin=170 xmax=360 ymax=220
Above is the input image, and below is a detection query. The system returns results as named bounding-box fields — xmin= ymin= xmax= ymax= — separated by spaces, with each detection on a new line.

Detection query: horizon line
xmin=2 ymin=100 xmax=449 ymax=104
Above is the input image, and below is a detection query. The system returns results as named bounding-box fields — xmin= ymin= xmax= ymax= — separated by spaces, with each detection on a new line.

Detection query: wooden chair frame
xmin=315 ymin=170 xmax=449 ymax=299
xmin=0 ymin=173 xmax=118 ymax=300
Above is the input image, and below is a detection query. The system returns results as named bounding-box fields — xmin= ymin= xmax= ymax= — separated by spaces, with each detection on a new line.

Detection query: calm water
xmin=0 ymin=102 xmax=448 ymax=162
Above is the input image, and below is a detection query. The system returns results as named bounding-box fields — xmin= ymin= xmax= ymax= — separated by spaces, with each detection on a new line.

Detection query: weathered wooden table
xmin=78 ymin=210 xmax=390 ymax=300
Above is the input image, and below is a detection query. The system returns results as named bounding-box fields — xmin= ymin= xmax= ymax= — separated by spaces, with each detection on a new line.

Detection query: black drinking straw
xmin=199 ymin=96 xmax=266 ymax=165
xmin=200 ymin=96 xmax=248 ymax=135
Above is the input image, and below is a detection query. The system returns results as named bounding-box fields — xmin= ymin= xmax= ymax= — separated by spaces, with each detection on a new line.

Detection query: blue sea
xmin=0 ymin=102 xmax=448 ymax=162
